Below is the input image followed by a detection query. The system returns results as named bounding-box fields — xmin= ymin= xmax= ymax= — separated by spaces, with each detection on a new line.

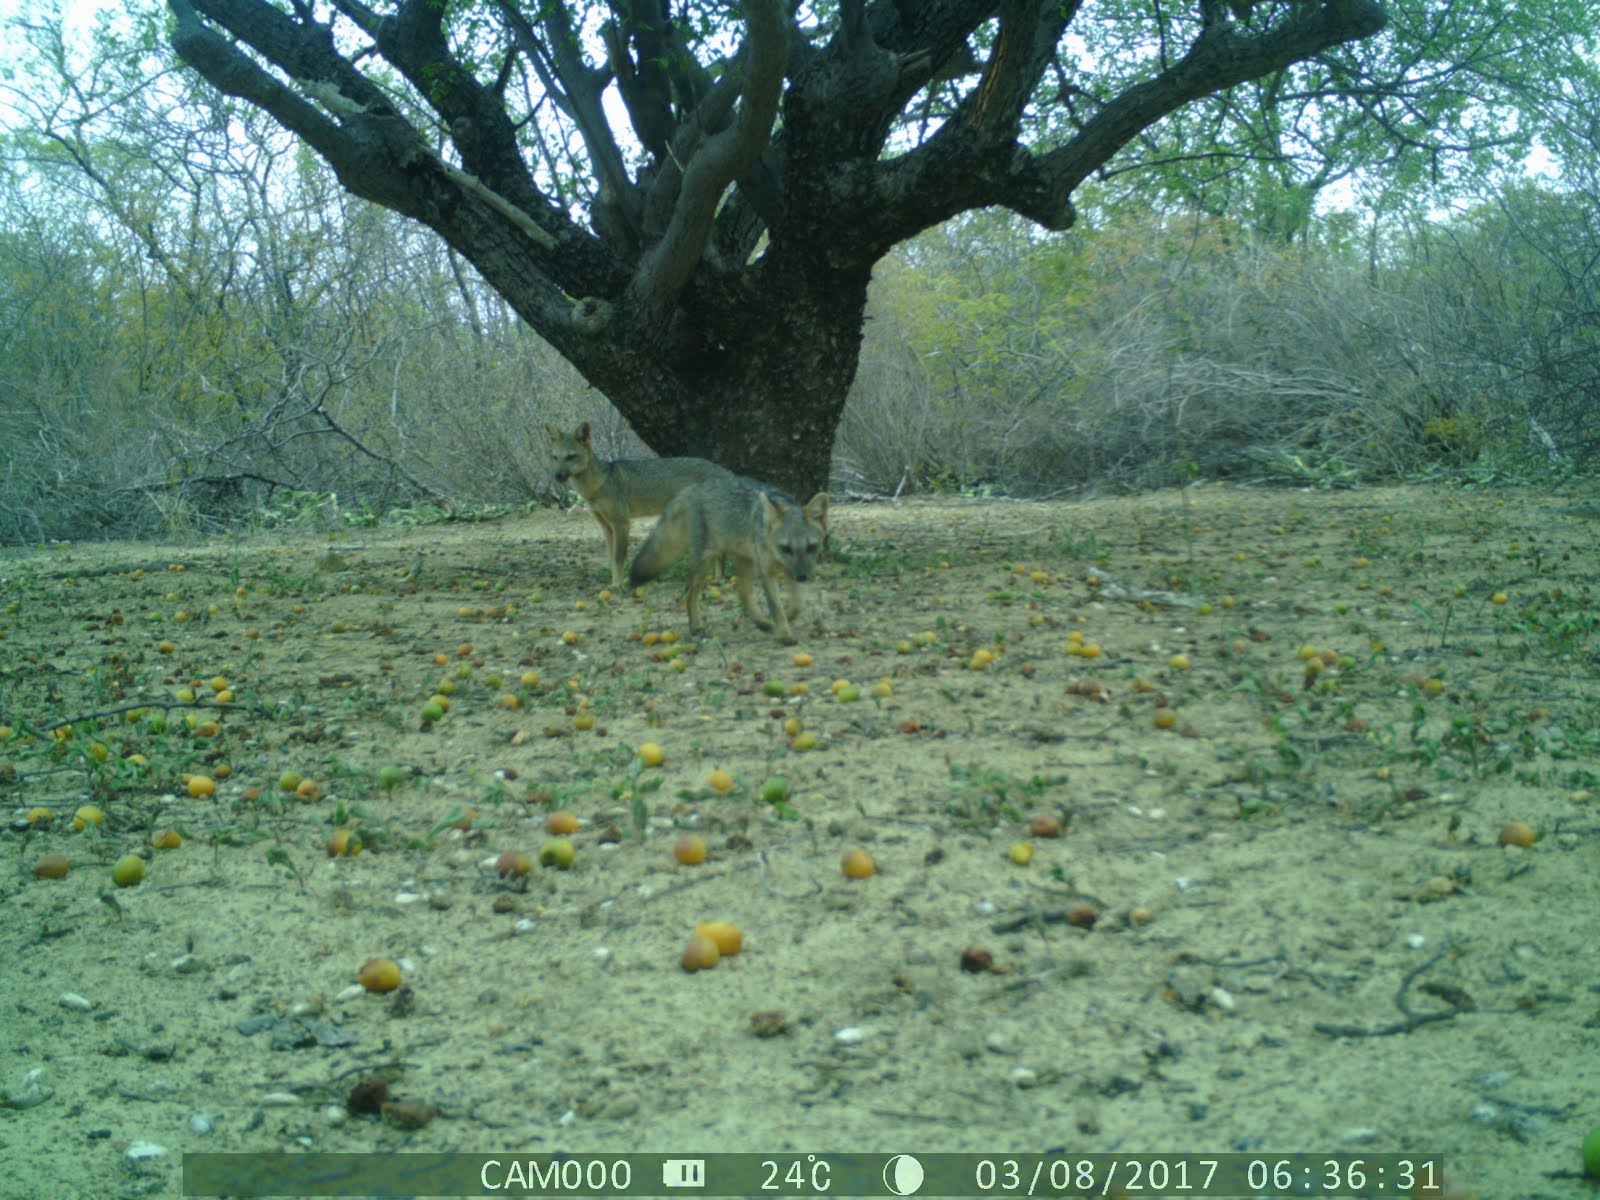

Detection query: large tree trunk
xmin=592 ymin=258 xmax=871 ymax=498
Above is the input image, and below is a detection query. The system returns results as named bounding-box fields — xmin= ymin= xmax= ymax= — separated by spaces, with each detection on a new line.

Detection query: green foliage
xmin=1072 ymin=0 xmax=1600 ymax=238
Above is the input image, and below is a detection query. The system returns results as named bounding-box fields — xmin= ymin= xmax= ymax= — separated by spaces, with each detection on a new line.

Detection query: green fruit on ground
xmin=540 ymin=838 xmax=575 ymax=869
xmin=112 ymin=855 xmax=147 ymax=887
xmin=1583 ymin=1124 xmax=1600 ymax=1179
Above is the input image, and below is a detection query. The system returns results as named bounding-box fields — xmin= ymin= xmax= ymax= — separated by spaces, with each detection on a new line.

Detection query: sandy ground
xmin=1 ymin=483 xmax=1598 ymax=1200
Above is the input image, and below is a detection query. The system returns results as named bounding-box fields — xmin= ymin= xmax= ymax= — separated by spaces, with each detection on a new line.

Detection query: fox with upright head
xmin=547 ymin=422 xmax=731 ymax=587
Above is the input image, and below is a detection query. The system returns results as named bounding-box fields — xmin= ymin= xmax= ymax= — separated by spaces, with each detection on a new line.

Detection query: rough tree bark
xmin=167 ymin=0 xmax=1386 ymax=498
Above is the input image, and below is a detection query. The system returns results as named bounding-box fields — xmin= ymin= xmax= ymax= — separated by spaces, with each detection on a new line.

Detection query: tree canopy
xmin=162 ymin=0 xmax=1400 ymax=493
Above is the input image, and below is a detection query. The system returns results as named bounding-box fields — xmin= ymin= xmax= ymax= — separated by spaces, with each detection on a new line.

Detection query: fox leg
xmin=608 ymin=516 xmax=630 ymax=587
xmin=731 ymin=556 xmax=771 ymax=631
xmin=757 ymin=571 xmax=795 ymax=644
xmin=684 ymin=556 xmax=711 ymax=638
xmin=591 ymin=509 xmax=626 ymax=586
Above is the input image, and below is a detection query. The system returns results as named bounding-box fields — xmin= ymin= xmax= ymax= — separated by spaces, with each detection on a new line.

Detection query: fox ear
xmin=576 ymin=421 xmax=592 ymax=444
xmin=759 ymin=491 xmax=786 ymax=521
xmin=804 ymin=492 xmax=830 ymax=527
xmin=546 ymin=423 xmax=563 ymax=441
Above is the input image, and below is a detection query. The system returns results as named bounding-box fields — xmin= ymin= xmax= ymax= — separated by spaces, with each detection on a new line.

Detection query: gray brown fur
xmin=548 ymin=422 xmax=732 ymax=586
xmin=628 ymin=475 xmax=830 ymax=644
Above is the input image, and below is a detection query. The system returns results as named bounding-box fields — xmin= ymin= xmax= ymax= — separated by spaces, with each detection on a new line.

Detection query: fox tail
xmin=628 ymin=498 xmax=690 ymax=586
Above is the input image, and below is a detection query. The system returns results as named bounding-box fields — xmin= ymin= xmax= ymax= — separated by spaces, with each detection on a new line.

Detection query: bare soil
xmin=2 ymin=483 xmax=1598 ymax=1200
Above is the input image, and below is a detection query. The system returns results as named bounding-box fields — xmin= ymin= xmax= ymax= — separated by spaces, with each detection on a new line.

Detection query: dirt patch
xmin=3 ymin=484 xmax=1598 ymax=1199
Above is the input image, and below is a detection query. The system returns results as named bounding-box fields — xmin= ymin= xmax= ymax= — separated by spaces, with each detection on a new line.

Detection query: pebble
xmin=1010 ymin=1067 xmax=1039 ymax=1088
xmin=513 ymin=918 xmax=538 ymax=935
xmin=834 ymin=1026 xmax=869 ymax=1045
xmin=60 ymin=992 xmax=93 ymax=1012
xmin=261 ymin=1092 xmax=301 ymax=1106
xmin=1339 ymin=1126 xmax=1380 ymax=1143
xmin=2 ymin=1067 xmax=53 ymax=1110
xmin=189 ymin=1112 xmax=215 ymax=1135
xmin=1209 ymin=986 xmax=1237 ymax=1012
xmin=125 ymin=1141 xmax=168 ymax=1162
xmin=335 ymin=984 xmax=366 ymax=1003
xmin=393 ymin=891 xmax=426 ymax=906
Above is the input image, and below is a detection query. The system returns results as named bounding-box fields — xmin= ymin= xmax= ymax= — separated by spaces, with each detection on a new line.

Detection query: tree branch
xmin=846 ymin=0 xmax=1387 ymax=247
xmin=621 ymin=0 xmax=789 ymax=335
xmin=1011 ymin=0 xmax=1389 ymax=224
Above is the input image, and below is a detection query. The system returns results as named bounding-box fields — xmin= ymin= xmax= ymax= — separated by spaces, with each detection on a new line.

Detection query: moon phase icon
xmin=883 ymin=1154 xmax=925 ymax=1196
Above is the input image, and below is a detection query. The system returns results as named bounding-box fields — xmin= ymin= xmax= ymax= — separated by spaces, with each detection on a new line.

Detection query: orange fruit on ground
xmin=674 ymin=835 xmax=708 ymax=865
xmin=187 ymin=775 xmax=216 ymax=798
xmin=545 ymin=810 xmax=580 ymax=835
xmin=841 ymin=849 xmax=876 ymax=879
xmin=1497 ymin=821 xmax=1536 ymax=848
xmin=358 ymin=957 xmax=403 ymax=993
xmin=681 ymin=935 xmax=721 ymax=972
xmin=695 ymin=921 xmax=743 ymax=956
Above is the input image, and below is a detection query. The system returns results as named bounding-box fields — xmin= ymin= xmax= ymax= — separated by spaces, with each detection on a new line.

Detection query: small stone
xmin=125 ymin=1141 xmax=168 ymax=1162
xmin=381 ymin=1099 xmax=436 ymax=1130
xmin=959 ymin=946 xmax=994 ymax=973
xmin=346 ymin=1076 xmax=390 ymax=1116
xmin=749 ymin=1010 xmax=789 ymax=1038
xmin=834 ymin=1026 xmax=868 ymax=1045
xmin=2 ymin=1067 xmax=53 ymax=1110
xmin=60 ymin=993 xmax=93 ymax=1012
xmin=189 ymin=1113 xmax=215 ymax=1135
